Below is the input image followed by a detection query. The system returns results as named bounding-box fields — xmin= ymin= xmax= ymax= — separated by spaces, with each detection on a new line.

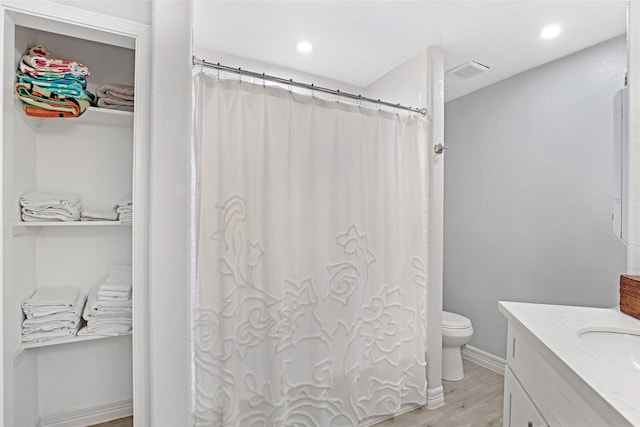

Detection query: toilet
xmin=441 ymin=311 xmax=474 ymax=381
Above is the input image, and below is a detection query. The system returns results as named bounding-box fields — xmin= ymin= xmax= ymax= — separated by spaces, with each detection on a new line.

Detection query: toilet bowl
xmin=442 ymin=311 xmax=473 ymax=381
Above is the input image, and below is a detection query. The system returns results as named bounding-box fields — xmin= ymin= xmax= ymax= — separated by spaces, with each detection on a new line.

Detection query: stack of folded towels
xmin=80 ymin=265 xmax=132 ymax=336
xmin=80 ymin=206 xmax=118 ymax=222
xmin=20 ymin=191 xmax=81 ymax=222
xmin=21 ymin=287 xmax=85 ymax=343
xmin=116 ymin=197 xmax=132 ymax=224
xmin=95 ymin=83 xmax=134 ymax=112
xmin=15 ymin=45 xmax=94 ymax=118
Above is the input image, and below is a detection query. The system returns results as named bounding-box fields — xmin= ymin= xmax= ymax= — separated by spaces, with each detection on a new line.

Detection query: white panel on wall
xmin=48 ymin=0 xmax=151 ymax=25
xmin=443 ymin=36 xmax=628 ymax=359
xmin=35 ymin=123 xmax=133 ymax=210
xmin=37 ymin=337 xmax=133 ymax=416
xmin=628 ymin=1 xmax=640 ymax=275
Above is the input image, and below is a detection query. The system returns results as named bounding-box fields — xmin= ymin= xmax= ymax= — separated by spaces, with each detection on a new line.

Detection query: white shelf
xmin=83 ymin=106 xmax=134 ymax=127
xmin=15 ymin=221 xmax=130 ymax=227
xmin=14 ymin=98 xmax=133 ymax=128
xmin=13 ymin=221 xmax=131 ymax=236
xmin=20 ymin=331 xmax=131 ymax=350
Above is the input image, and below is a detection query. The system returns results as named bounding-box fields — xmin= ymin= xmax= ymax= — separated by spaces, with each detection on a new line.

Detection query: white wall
xmin=194 ymin=47 xmax=364 ymax=96
xmin=149 ymin=0 xmax=192 ymax=426
xmin=49 ymin=0 xmax=151 ymax=24
xmin=628 ymin=1 xmax=640 ymax=275
xmin=444 ymin=36 xmax=628 ymax=358
xmin=364 ymin=49 xmax=427 ymax=110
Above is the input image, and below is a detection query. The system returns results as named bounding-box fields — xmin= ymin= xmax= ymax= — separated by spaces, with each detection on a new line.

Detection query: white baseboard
xmin=39 ymin=398 xmax=132 ymax=427
xmin=462 ymin=344 xmax=506 ymax=375
xmin=426 ymin=385 xmax=444 ymax=409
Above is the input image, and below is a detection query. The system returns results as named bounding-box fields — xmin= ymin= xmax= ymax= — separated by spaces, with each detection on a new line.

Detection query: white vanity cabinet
xmin=503 ymin=367 xmax=547 ymax=427
xmin=0 ymin=2 xmax=150 ymax=426
xmin=499 ymin=302 xmax=636 ymax=427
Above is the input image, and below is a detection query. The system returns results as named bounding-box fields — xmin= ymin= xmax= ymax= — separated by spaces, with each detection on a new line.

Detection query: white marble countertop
xmin=499 ymin=301 xmax=640 ymax=426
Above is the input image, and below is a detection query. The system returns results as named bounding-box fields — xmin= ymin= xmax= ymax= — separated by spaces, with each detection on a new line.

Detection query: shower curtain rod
xmin=193 ymin=56 xmax=426 ymax=115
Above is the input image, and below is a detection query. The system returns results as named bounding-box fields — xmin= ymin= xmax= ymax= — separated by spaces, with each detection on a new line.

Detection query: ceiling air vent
xmin=447 ymin=61 xmax=490 ymax=79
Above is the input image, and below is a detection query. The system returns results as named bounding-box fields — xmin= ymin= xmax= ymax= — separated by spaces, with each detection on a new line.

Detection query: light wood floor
xmin=88 ymin=417 xmax=133 ymax=427
xmin=375 ymin=359 xmax=504 ymax=427
xmin=88 ymin=360 xmax=503 ymax=427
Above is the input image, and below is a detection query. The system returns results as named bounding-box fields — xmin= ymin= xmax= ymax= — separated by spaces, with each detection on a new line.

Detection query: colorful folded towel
xmin=15 ymin=82 xmax=90 ymax=117
xmin=20 ymin=45 xmax=90 ymax=78
xmin=16 ymin=67 xmax=87 ymax=87
xmin=18 ymin=74 xmax=93 ymax=101
xmin=15 ymin=45 xmax=93 ymax=119
xmin=24 ymin=106 xmax=79 ymax=119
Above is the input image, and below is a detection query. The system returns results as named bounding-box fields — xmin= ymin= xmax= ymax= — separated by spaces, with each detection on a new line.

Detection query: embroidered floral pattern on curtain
xmin=193 ymin=75 xmax=428 ymax=426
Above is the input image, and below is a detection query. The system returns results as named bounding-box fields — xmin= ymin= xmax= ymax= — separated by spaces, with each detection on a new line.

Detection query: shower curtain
xmin=193 ymin=73 xmax=428 ymax=426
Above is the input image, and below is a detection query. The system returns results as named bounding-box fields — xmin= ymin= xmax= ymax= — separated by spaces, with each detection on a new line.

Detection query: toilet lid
xmin=442 ymin=311 xmax=472 ymax=329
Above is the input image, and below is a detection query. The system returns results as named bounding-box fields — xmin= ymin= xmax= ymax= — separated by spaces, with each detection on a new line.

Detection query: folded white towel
xmin=22 ymin=206 xmax=80 ymax=222
xmin=21 ymin=214 xmax=70 ymax=222
xmin=81 ymin=207 xmax=118 ymax=221
xmin=97 ymin=289 xmax=130 ymax=298
xmin=79 ymin=322 xmax=131 ymax=336
xmin=21 ymin=202 xmax=81 ymax=211
xmin=116 ymin=195 xmax=132 ymax=208
xmin=21 ymin=327 xmax=78 ymax=342
xmin=22 ymin=287 xmax=79 ymax=310
xmin=24 ymin=291 xmax=85 ymax=319
xmin=23 ymin=312 xmax=82 ymax=326
xmin=22 ymin=320 xmax=80 ymax=333
xmin=83 ymin=285 xmax=131 ymax=321
xmin=87 ymin=326 xmax=132 ymax=336
xmin=97 ymin=292 xmax=130 ymax=302
xmin=97 ymin=295 xmax=130 ymax=302
xmin=20 ymin=191 xmax=81 ymax=207
xmin=87 ymin=316 xmax=132 ymax=326
xmin=99 ymin=283 xmax=131 ymax=292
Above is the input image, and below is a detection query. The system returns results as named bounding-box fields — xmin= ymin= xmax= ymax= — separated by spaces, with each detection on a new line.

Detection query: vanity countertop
xmin=499 ymin=301 xmax=640 ymax=426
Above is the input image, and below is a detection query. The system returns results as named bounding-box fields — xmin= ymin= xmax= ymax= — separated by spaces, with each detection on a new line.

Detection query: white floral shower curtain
xmin=193 ymin=73 xmax=429 ymax=427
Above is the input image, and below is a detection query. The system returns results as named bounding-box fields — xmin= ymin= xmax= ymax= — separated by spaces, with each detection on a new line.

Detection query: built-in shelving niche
xmin=2 ymin=3 xmax=150 ymax=426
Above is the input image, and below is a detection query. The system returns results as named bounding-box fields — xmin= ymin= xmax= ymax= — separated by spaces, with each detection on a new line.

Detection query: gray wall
xmin=443 ymin=36 xmax=628 ymax=359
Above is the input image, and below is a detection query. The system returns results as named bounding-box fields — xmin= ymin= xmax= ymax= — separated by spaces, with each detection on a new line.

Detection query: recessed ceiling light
xmin=296 ymin=41 xmax=313 ymax=52
xmin=540 ymin=25 xmax=561 ymax=40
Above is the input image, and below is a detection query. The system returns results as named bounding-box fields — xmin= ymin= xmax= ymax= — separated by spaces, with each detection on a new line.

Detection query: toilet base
xmin=442 ymin=345 xmax=464 ymax=381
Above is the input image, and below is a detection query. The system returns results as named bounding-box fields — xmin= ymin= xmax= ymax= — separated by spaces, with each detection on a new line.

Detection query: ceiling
xmin=193 ymin=1 xmax=626 ymax=102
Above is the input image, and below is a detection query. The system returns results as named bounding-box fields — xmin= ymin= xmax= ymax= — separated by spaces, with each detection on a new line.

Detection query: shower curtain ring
xmin=289 ymin=79 xmax=293 ymax=93
xmin=396 ymin=103 xmax=400 ymax=115
xmin=358 ymin=94 xmax=362 ymax=108
xmin=217 ymin=63 xmax=220 ymax=80
xmin=311 ymin=83 xmax=315 ymax=98
xmin=262 ymin=73 xmax=266 ymax=88
xmin=337 ymin=89 xmax=340 ymax=103
xmin=377 ymin=99 xmax=381 ymax=110
xmin=238 ymin=67 xmax=242 ymax=84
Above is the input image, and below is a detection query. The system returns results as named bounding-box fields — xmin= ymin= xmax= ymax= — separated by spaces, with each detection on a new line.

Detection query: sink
xmin=577 ymin=327 xmax=640 ymax=372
